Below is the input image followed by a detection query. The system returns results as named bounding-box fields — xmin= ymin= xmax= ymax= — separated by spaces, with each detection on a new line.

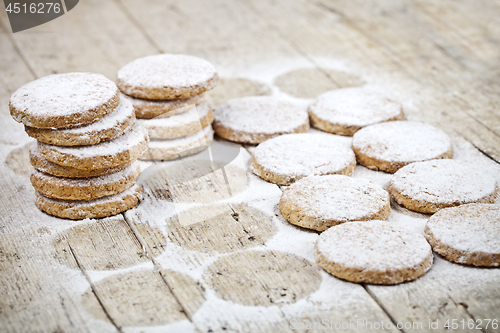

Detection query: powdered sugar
xmin=316 ymin=220 xmax=432 ymax=271
xmin=53 ymin=98 xmax=133 ymax=133
xmin=281 ymin=175 xmax=390 ymax=221
xmin=426 ymin=204 xmax=500 ymax=254
xmin=117 ymin=54 xmax=217 ymax=90
xmin=31 ymin=162 xmax=140 ymax=187
xmin=213 ymin=96 xmax=309 ymax=134
xmin=38 ymin=124 xmax=148 ymax=158
xmin=390 ymin=159 xmax=497 ymax=205
xmin=252 ymin=133 xmax=355 ymax=182
xmin=308 ymin=87 xmax=403 ymax=127
xmin=352 ymin=121 xmax=453 ymax=162
xmin=10 ymin=72 xmax=118 ymax=117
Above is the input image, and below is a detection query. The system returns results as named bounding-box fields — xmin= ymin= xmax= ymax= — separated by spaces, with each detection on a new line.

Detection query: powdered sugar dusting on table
xmin=281 ymin=175 xmax=389 ymax=221
xmin=352 ymin=121 xmax=452 ymax=162
xmin=390 ymin=159 xmax=497 ymax=204
xmin=10 ymin=72 xmax=118 ymax=117
xmin=426 ymin=204 xmax=500 ymax=254
xmin=309 ymin=87 xmax=402 ymax=127
xmin=117 ymin=54 xmax=216 ymax=89
xmin=252 ymin=133 xmax=355 ymax=179
xmin=37 ymin=124 xmax=148 ymax=158
xmin=316 ymin=220 xmax=432 ymax=271
xmin=213 ymin=96 xmax=309 ymax=134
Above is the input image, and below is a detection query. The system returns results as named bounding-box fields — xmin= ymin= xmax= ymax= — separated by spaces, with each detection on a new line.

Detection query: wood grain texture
xmin=1 ymin=0 xmax=500 ymax=332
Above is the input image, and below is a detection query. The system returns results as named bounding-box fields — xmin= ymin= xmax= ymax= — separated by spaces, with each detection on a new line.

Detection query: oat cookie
xmin=213 ymin=96 xmax=309 ymax=144
xmin=315 ymin=220 xmax=433 ymax=284
xmin=38 ymin=124 xmax=149 ymax=170
xmin=141 ymin=126 xmax=214 ymax=161
xmin=10 ymin=72 xmax=119 ymax=129
xmin=121 ymin=92 xmax=204 ymax=119
xmin=251 ymin=133 xmax=356 ymax=185
xmin=31 ymin=162 xmax=140 ymax=200
xmin=352 ymin=121 xmax=453 ymax=173
xmin=35 ymin=184 xmax=143 ymax=220
xmin=308 ymin=88 xmax=404 ymax=136
xmin=25 ymin=98 xmax=135 ymax=146
xmin=279 ymin=175 xmax=391 ymax=231
xmin=138 ymin=101 xmax=213 ymax=139
xmin=389 ymin=160 xmax=497 ymax=213
xmin=29 ymin=142 xmax=130 ymax=178
xmin=425 ymin=204 xmax=500 ymax=267
xmin=117 ymin=54 xmax=218 ymax=100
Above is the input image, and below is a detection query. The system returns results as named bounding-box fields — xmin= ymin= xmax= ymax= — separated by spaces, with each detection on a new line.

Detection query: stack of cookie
xmin=9 ymin=72 xmax=149 ymax=220
xmin=116 ymin=54 xmax=218 ymax=161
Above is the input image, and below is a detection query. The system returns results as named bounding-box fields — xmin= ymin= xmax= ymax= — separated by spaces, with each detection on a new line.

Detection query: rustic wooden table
xmin=1 ymin=1 xmax=500 ymax=332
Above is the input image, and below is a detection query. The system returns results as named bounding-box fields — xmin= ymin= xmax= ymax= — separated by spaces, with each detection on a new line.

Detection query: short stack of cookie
xmin=9 ymin=72 xmax=149 ymax=220
xmin=116 ymin=54 xmax=218 ymax=161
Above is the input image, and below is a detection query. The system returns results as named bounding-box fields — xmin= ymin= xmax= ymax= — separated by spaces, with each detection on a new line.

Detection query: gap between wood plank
xmin=112 ymin=0 xmax=163 ymax=53
xmin=362 ymin=285 xmax=405 ymax=333
xmin=68 ymin=243 xmax=123 ymax=333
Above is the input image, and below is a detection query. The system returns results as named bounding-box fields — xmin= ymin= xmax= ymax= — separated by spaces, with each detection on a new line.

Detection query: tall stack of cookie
xmin=9 ymin=72 xmax=149 ymax=220
xmin=116 ymin=54 xmax=218 ymax=160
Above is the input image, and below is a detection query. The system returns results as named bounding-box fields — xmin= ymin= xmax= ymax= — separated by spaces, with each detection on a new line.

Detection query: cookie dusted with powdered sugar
xmin=25 ymin=98 xmax=135 ymax=146
xmin=141 ymin=126 xmax=214 ymax=161
xmin=425 ymin=204 xmax=500 ymax=267
xmin=315 ymin=221 xmax=433 ymax=284
xmin=121 ymin=92 xmax=204 ymax=119
xmin=279 ymin=175 xmax=391 ymax=231
xmin=37 ymin=124 xmax=149 ymax=170
xmin=10 ymin=73 xmax=119 ymax=129
xmin=251 ymin=133 xmax=356 ymax=185
xmin=308 ymin=87 xmax=404 ymax=136
xmin=117 ymin=54 xmax=218 ymax=100
xmin=29 ymin=142 xmax=131 ymax=178
xmin=35 ymin=184 xmax=143 ymax=220
xmin=352 ymin=121 xmax=453 ymax=173
xmin=213 ymin=96 xmax=309 ymax=144
xmin=138 ymin=101 xmax=213 ymax=139
xmin=389 ymin=160 xmax=497 ymax=213
xmin=30 ymin=162 xmax=140 ymax=201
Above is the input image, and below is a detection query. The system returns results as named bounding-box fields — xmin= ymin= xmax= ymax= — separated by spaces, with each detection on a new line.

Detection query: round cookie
xmin=251 ymin=133 xmax=356 ymax=185
xmin=25 ymin=98 xmax=135 ymax=146
xmin=138 ymin=101 xmax=213 ymax=139
xmin=116 ymin=54 xmax=218 ymax=100
xmin=279 ymin=175 xmax=391 ymax=231
xmin=389 ymin=160 xmax=497 ymax=214
xmin=424 ymin=204 xmax=500 ymax=267
xmin=315 ymin=220 xmax=433 ymax=284
xmin=308 ymin=87 xmax=404 ymax=136
xmin=213 ymin=96 xmax=310 ymax=144
xmin=31 ymin=162 xmax=140 ymax=200
xmin=35 ymin=184 xmax=143 ymax=220
xmin=121 ymin=92 xmax=204 ymax=119
xmin=352 ymin=121 xmax=453 ymax=173
xmin=10 ymin=72 xmax=120 ymax=129
xmin=37 ymin=124 xmax=149 ymax=170
xmin=141 ymin=126 xmax=214 ymax=161
xmin=29 ymin=142 xmax=130 ymax=178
